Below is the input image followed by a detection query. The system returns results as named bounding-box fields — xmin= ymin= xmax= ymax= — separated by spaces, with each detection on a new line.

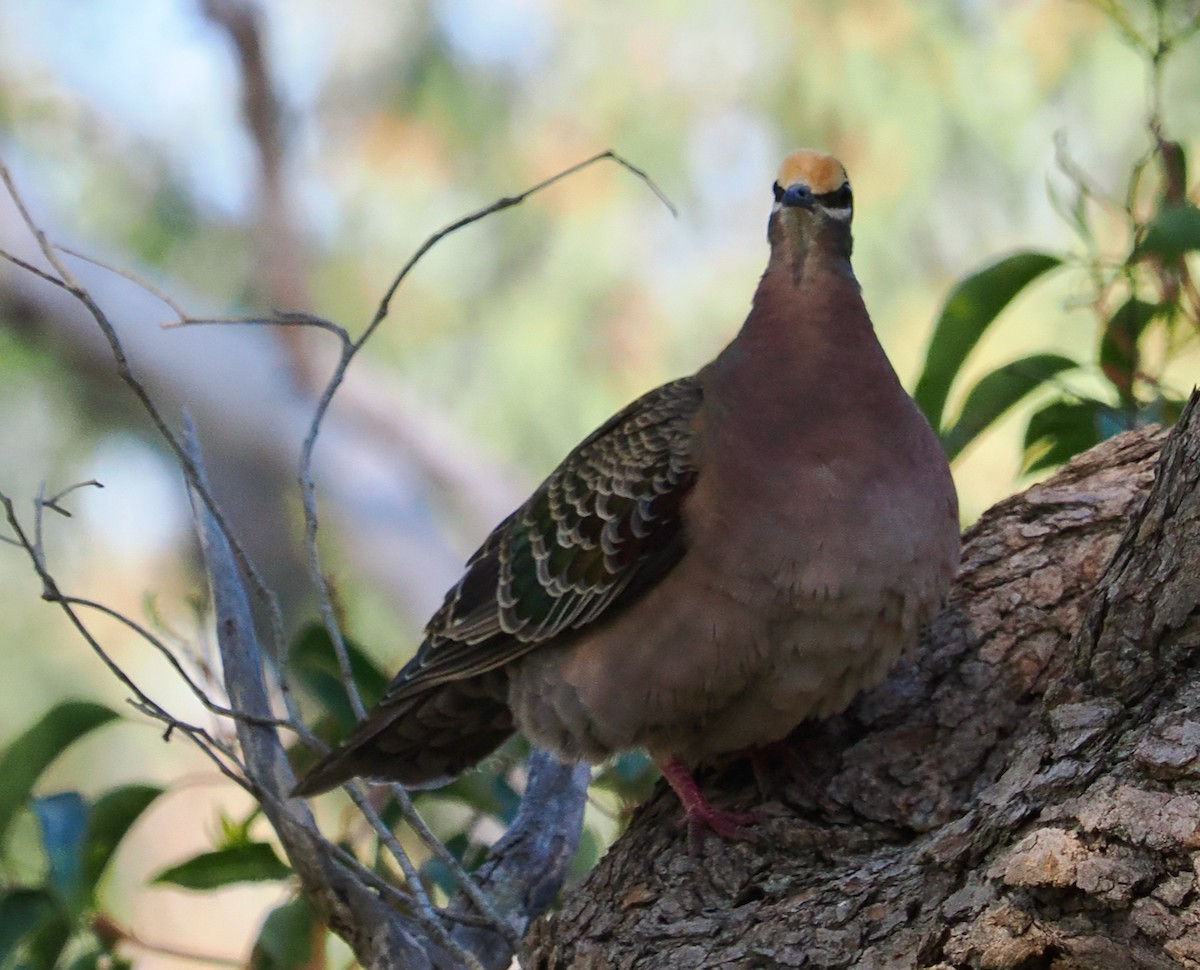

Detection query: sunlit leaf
xmin=1137 ymin=204 xmax=1200 ymax=258
xmin=83 ymin=785 xmax=164 ymax=894
xmin=251 ymin=896 xmax=320 ymax=970
xmin=152 ymin=842 xmax=292 ymax=891
xmin=569 ymin=827 xmax=603 ymax=881
xmin=941 ymin=354 xmax=1080 ymax=461
xmin=0 ymin=702 xmax=121 ymax=851
xmin=914 ymin=251 xmax=1062 ymax=430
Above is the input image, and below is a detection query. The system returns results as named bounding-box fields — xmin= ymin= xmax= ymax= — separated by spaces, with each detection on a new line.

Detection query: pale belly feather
xmin=507 ymin=532 xmax=939 ymax=765
xmin=507 ymin=416 xmax=958 ymax=766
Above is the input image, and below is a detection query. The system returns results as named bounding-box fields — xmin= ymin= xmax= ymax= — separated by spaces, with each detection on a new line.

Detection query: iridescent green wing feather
xmin=379 ymin=376 xmax=703 ymax=703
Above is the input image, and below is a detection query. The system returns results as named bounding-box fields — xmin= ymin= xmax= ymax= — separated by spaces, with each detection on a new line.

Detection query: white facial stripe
xmin=773 ymin=203 xmax=852 ymax=221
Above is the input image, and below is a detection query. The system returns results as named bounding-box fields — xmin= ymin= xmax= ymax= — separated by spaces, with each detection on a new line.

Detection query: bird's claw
xmin=658 ymin=757 xmax=762 ymax=850
xmin=679 ymin=803 xmax=761 ymax=851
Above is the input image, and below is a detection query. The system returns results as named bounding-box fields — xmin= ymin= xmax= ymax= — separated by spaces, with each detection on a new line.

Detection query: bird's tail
xmin=291 ymin=675 xmax=514 ymax=797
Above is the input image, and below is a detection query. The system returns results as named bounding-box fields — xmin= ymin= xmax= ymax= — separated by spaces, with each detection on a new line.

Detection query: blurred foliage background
xmin=0 ymin=0 xmax=1198 ymax=966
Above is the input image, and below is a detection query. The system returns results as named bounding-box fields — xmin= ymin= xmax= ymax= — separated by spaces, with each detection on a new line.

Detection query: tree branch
xmin=183 ymin=423 xmax=453 ymax=969
xmin=449 ymin=751 xmax=590 ymax=970
xmin=4 ymin=144 xmax=647 ymax=967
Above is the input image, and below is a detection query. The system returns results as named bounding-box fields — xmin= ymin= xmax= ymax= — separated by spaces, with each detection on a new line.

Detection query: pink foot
xmin=658 ymin=759 xmax=761 ymax=847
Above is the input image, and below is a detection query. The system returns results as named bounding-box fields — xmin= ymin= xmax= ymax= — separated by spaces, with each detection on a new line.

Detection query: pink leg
xmin=657 ymin=759 xmax=760 ymax=845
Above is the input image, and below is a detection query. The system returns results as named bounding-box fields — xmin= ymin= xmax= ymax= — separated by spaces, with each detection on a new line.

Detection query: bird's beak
xmin=781 ymin=184 xmax=815 ymax=209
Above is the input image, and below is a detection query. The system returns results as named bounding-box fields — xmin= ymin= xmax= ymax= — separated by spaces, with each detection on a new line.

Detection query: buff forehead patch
xmin=776 ymin=150 xmax=849 ymax=194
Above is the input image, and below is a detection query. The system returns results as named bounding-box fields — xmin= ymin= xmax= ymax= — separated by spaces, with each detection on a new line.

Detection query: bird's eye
xmin=817 ymin=181 xmax=852 ymax=209
xmin=772 ymin=181 xmax=784 ymax=203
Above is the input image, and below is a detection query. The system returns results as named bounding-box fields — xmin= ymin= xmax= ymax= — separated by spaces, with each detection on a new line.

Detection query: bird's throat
xmin=767 ymin=213 xmax=853 ymax=285
xmin=705 ymin=257 xmax=894 ymax=453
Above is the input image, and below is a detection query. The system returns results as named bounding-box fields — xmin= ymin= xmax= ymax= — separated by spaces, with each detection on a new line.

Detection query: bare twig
xmin=446 ymin=751 xmax=590 ymax=969
xmin=327 ymin=842 xmax=415 ymax=906
xmin=343 ymin=783 xmax=486 ymax=970
xmin=55 ymin=244 xmax=190 ymax=322
xmin=0 ymin=247 xmax=68 ymax=290
xmin=164 ymin=312 xmax=351 ymax=341
xmin=388 ymin=783 xmax=517 ymax=947
xmin=31 ymin=482 xmax=49 ymax=575
xmin=362 ymin=150 xmax=673 ymax=352
xmin=298 ymin=148 xmax=676 ymax=726
xmin=61 ymin=595 xmax=288 ymax=728
xmin=0 ymin=487 xmax=245 ymax=779
xmin=125 ymin=700 xmax=253 ymax=793
xmin=54 ymin=246 xmax=352 ymax=342
xmin=185 ymin=422 xmax=445 ymax=969
xmin=43 ymin=478 xmax=104 ymax=515
xmin=0 ymin=157 xmax=290 ymax=674
xmin=3 ymin=137 xmax=646 ymax=967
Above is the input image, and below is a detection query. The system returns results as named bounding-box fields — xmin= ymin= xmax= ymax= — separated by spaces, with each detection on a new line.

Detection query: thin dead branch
xmin=0 ymin=158 xmax=291 ymax=670
xmin=1 ymin=145 xmax=622 ymax=967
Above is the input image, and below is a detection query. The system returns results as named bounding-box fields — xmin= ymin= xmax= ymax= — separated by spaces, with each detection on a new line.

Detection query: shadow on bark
xmin=528 ymin=392 xmax=1200 ymax=969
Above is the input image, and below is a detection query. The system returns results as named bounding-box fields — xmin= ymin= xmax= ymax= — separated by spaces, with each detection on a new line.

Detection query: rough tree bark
xmin=527 ymin=392 xmax=1200 ymax=969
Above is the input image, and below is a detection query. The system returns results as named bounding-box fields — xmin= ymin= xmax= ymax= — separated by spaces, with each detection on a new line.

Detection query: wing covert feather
xmin=379 ymin=376 xmax=703 ymax=704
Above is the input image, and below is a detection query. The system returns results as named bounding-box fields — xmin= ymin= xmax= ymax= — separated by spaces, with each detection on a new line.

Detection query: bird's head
xmin=768 ymin=149 xmax=854 ymax=277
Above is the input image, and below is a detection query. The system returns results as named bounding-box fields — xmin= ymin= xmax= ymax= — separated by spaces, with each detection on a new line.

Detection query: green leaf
xmin=569 ymin=826 xmax=603 ymax=881
xmin=32 ymin=793 xmax=89 ymax=914
xmin=61 ymin=948 xmax=131 ymax=970
xmin=289 ymin=625 xmax=389 ymax=734
xmin=13 ymin=900 xmax=72 ymax=970
xmin=83 ymin=785 xmax=164 ymax=894
xmin=914 ymin=251 xmax=1063 ymax=430
xmin=420 ymin=832 xmax=472 ymax=899
xmin=152 ymin=842 xmax=291 ymax=891
xmin=591 ymin=750 xmax=656 ymax=803
xmin=1137 ymin=204 xmax=1200 ymax=259
xmin=941 ymin=354 xmax=1080 ymax=461
xmin=428 ymin=736 xmax=525 ymax=822
xmin=0 ymin=890 xmax=61 ymax=964
xmin=60 ymin=950 xmax=100 ymax=970
xmin=1149 ymin=395 xmax=1186 ymax=427
xmin=1022 ymin=399 xmax=1109 ymax=472
xmin=0 ymin=702 xmax=121 ymax=852
xmin=216 ymin=807 xmax=262 ymax=847
xmin=251 ymin=896 xmax=318 ymax=970
xmin=1099 ymin=298 xmax=1158 ymax=403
